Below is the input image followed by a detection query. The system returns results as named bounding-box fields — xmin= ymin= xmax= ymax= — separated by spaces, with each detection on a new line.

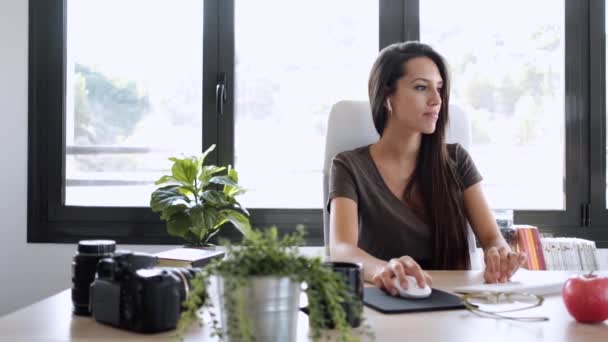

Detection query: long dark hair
xmin=368 ymin=41 xmax=470 ymax=270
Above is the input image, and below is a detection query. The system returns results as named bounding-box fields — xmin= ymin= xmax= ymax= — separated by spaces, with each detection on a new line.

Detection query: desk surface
xmin=1 ymin=271 xmax=606 ymax=342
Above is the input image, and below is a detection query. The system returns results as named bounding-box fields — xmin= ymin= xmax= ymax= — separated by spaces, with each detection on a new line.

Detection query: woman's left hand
xmin=483 ymin=246 xmax=527 ymax=283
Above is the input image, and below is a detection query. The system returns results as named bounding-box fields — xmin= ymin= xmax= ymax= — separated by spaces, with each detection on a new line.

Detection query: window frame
xmin=511 ymin=0 xmax=590 ymax=230
xmin=590 ymin=0 xmax=608 ymax=227
xmin=28 ymin=0 xmax=608 ymax=247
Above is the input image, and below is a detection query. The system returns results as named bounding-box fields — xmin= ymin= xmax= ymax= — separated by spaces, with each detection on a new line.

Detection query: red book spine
xmin=531 ymin=227 xmax=546 ymax=270
xmin=517 ymin=228 xmax=532 ymax=269
xmin=525 ymin=228 xmax=540 ymax=270
xmin=514 ymin=225 xmax=546 ymax=270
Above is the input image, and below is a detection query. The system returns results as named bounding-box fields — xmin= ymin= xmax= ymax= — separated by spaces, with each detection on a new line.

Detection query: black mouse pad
xmin=363 ymin=287 xmax=466 ymax=314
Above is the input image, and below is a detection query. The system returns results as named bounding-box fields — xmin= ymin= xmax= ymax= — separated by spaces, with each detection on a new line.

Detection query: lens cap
xmin=77 ymin=240 xmax=116 ymax=254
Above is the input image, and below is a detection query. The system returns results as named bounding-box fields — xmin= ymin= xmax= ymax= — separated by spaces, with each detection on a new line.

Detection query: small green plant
xmin=150 ymin=144 xmax=251 ymax=246
xmin=177 ymin=227 xmax=363 ymax=342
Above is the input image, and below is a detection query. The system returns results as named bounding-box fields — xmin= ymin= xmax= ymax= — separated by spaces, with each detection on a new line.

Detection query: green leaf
xmin=220 ymin=210 xmax=252 ymax=238
xmin=154 ymin=175 xmax=180 ymax=186
xmin=199 ymin=165 xmax=226 ymax=187
xmin=190 ymin=206 xmax=218 ymax=229
xmin=177 ymin=186 xmax=197 ymax=198
xmin=158 ymin=203 xmax=189 ymax=221
xmin=203 ymin=219 xmax=227 ymax=243
xmin=207 ymin=165 xmax=227 ymax=174
xmin=224 ymin=200 xmax=249 ymax=216
xmin=209 ymin=175 xmax=239 ymax=188
xmin=236 ymin=203 xmax=250 ymax=216
xmin=225 ymin=186 xmax=247 ymax=198
xmin=199 ymin=144 xmax=216 ymax=166
xmin=188 ymin=225 xmax=206 ymax=243
xmin=170 ymin=156 xmax=198 ymax=186
xmin=200 ymin=190 xmax=231 ymax=207
xmin=190 ymin=206 xmax=221 ymax=243
xmin=166 ymin=213 xmax=191 ymax=238
xmin=227 ymin=165 xmax=238 ymax=182
xmin=150 ymin=185 xmax=191 ymax=219
xmin=222 ymin=167 xmax=246 ymax=197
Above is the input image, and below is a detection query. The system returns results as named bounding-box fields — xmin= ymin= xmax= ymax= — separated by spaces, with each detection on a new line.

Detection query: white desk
xmin=0 ymin=271 xmax=606 ymax=342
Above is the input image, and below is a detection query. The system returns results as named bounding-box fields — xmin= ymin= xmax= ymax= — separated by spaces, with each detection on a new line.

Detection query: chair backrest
xmin=322 ymin=100 xmax=476 ymax=262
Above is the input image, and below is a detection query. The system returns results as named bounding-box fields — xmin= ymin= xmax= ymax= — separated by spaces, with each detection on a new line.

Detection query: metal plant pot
xmin=217 ymin=275 xmax=301 ymax=342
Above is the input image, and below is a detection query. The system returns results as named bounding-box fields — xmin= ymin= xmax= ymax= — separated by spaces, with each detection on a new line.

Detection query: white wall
xmin=2 ymin=0 xmax=608 ymax=318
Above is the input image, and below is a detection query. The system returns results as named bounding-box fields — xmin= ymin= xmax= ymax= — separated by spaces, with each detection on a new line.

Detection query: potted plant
xmin=150 ymin=144 xmax=251 ymax=247
xmin=177 ymin=227 xmax=364 ymax=342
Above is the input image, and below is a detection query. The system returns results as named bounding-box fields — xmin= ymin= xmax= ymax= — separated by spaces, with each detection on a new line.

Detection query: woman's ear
xmin=386 ymin=99 xmax=392 ymax=112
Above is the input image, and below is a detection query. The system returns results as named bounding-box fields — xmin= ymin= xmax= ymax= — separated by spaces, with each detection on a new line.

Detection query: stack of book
xmin=539 ymin=237 xmax=599 ymax=272
xmin=155 ymin=247 xmax=225 ymax=268
xmin=511 ymin=225 xmax=599 ymax=271
xmin=513 ymin=225 xmax=546 ymax=270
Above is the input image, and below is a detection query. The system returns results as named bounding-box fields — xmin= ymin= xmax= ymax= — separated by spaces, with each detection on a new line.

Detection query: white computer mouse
xmin=392 ymin=276 xmax=432 ymax=299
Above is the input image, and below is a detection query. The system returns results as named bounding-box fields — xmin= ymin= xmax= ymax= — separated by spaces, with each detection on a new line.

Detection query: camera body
xmin=90 ymin=251 xmax=200 ymax=333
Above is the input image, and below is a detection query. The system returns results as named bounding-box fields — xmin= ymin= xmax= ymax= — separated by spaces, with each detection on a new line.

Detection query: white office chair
xmin=322 ymin=100 xmax=481 ymax=269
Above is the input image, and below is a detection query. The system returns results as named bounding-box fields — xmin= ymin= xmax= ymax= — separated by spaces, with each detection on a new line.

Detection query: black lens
xmin=71 ymin=240 xmax=115 ymax=316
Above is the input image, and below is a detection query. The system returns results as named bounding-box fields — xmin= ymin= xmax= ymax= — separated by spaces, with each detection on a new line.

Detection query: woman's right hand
xmin=371 ymin=256 xmax=432 ymax=296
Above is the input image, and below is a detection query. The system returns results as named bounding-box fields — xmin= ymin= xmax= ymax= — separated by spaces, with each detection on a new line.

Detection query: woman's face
xmin=386 ymin=56 xmax=443 ymax=135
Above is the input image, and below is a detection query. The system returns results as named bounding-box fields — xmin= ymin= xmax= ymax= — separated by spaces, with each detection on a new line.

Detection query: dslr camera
xmin=89 ymin=251 xmax=201 ymax=333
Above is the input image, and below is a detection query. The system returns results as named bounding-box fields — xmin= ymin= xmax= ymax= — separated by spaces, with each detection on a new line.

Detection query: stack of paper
xmin=453 ymin=269 xmax=569 ymax=296
xmin=453 ymin=280 xmax=565 ymax=296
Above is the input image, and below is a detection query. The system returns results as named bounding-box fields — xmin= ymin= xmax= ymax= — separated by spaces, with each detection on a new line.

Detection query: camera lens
xmin=72 ymin=240 xmax=116 ymax=316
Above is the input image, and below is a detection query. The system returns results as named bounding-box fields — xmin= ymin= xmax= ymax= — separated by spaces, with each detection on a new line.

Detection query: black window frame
xmin=590 ymin=0 xmax=608 ymax=229
xmin=28 ymin=0 xmax=608 ymax=247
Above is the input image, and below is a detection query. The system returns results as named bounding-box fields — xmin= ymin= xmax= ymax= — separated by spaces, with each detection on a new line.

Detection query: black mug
xmin=322 ymin=261 xmax=363 ymax=328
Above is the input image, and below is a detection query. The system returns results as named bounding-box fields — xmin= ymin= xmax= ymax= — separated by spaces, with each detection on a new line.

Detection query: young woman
xmin=328 ymin=41 xmax=527 ymax=296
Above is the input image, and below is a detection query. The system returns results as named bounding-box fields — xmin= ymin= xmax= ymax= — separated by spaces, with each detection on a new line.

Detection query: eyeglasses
xmin=461 ymin=292 xmax=549 ymax=322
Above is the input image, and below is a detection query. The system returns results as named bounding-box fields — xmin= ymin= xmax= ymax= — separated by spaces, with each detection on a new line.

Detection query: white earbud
xmin=386 ymin=99 xmax=393 ymax=112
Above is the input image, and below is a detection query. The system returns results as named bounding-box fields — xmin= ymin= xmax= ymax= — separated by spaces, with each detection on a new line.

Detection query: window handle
xmin=216 ymin=73 xmax=227 ymax=115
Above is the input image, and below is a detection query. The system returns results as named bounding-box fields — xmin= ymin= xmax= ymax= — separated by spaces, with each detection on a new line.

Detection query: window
xmin=29 ymin=0 xmax=608 ymax=247
xmin=29 ymin=0 xmax=392 ymax=244
xmin=421 ymin=0 xmax=565 ymax=211
xmin=65 ymin=0 xmax=204 ymax=207
xmin=234 ymin=1 xmax=378 ymax=208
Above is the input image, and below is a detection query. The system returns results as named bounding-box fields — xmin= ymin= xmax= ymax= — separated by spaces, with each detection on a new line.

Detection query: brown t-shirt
xmin=327 ymin=143 xmax=482 ymax=269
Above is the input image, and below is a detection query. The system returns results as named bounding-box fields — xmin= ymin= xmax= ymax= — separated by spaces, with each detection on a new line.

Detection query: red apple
xmin=562 ymin=273 xmax=608 ymax=323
